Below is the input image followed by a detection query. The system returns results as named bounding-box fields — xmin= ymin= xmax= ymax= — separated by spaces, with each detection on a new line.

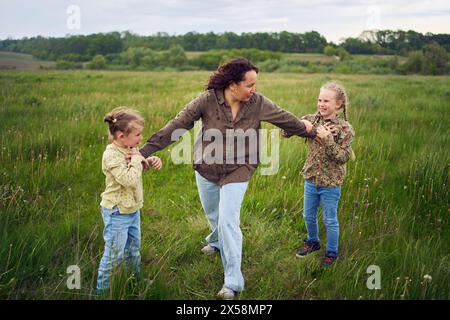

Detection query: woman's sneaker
xmin=201 ymin=244 xmax=219 ymax=255
xmin=217 ymin=287 xmax=236 ymax=300
xmin=296 ymin=239 xmax=321 ymax=258
xmin=322 ymin=251 xmax=338 ymax=267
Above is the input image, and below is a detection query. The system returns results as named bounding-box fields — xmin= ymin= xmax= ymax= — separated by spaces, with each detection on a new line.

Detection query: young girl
xmin=295 ymin=81 xmax=355 ymax=266
xmin=97 ymin=107 xmax=162 ymax=294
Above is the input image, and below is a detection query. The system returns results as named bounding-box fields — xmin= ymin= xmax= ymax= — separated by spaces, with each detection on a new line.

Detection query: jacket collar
xmin=215 ymin=89 xmax=226 ymax=105
xmin=316 ymin=112 xmax=341 ymax=124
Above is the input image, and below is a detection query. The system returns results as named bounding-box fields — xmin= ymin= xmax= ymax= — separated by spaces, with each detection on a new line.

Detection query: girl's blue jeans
xmin=96 ymin=206 xmax=141 ymax=291
xmin=303 ymin=180 xmax=341 ymax=254
xmin=195 ymin=171 xmax=248 ymax=293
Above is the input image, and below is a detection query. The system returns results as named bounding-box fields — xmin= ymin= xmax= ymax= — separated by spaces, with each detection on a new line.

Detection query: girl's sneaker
xmin=323 ymin=251 xmax=338 ymax=266
xmin=296 ymin=239 xmax=321 ymax=258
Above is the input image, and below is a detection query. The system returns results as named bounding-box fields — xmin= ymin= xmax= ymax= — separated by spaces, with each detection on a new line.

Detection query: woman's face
xmin=231 ymin=70 xmax=257 ymax=102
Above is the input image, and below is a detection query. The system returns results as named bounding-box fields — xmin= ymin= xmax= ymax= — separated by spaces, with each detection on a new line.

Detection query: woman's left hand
xmin=147 ymin=156 xmax=163 ymax=170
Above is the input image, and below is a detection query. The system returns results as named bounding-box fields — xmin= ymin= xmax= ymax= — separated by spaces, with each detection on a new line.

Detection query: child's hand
xmin=301 ymin=119 xmax=314 ymax=133
xmin=327 ymin=123 xmax=339 ymax=137
xmin=125 ymin=151 xmax=143 ymax=163
xmin=125 ymin=151 xmax=150 ymax=170
xmin=317 ymin=123 xmax=337 ymax=139
xmin=141 ymin=159 xmax=150 ymax=170
xmin=147 ymin=156 xmax=162 ymax=170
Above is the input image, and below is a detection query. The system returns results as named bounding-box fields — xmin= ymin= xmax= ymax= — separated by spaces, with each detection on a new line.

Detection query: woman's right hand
xmin=301 ymin=119 xmax=314 ymax=133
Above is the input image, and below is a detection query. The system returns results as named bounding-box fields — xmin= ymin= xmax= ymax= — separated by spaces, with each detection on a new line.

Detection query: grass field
xmin=0 ymin=70 xmax=449 ymax=300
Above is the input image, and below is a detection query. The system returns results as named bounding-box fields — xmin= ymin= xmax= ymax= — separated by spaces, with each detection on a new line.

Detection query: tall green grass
xmin=0 ymin=71 xmax=448 ymax=299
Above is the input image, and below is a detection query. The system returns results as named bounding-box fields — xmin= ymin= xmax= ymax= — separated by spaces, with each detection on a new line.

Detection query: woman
xmin=140 ymin=58 xmax=316 ymax=299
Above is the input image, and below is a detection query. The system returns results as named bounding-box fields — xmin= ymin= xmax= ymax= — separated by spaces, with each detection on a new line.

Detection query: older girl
xmin=294 ymin=81 xmax=355 ymax=267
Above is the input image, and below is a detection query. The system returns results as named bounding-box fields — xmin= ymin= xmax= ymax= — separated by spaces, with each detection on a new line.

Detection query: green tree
xmin=141 ymin=51 xmax=161 ymax=69
xmin=341 ymin=37 xmax=378 ymax=54
xmin=404 ymin=51 xmax=424 ymax=73
xmin=167 ymin=45 xmax=187 ymax=67
xmin=324 ymin=45 xmax=336 ymax=56
xmin=302 ymin=31 xmax=327 ymax=53
xmin=422 ymin=42 xmax=448 ymax=75
xmin=337 ymin=47 xmax=351 ymax=61
xmin=87 ymin=54 xmax=106 ymax=69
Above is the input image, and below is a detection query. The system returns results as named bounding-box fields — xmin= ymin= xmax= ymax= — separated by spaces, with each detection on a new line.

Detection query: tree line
xmin=340 ymin=30 xmax=450 ymax=55
xmin=1 ymin=30 xmax=449 ymax=62
xmin=1 ymin=30 xmax=448 ymax=75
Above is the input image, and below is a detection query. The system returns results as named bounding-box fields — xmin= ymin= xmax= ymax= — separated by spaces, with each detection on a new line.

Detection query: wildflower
xmin=282 ymin=176 xmax=286 ymax=180
xmin=423 ymin=274 xmax=432 ymax=282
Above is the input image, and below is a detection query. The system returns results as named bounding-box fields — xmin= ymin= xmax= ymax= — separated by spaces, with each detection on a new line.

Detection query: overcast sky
xmin=1 ymin=0 xmax=449 ymax=43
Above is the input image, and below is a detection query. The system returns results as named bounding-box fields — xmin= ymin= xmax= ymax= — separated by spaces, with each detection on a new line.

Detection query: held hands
xmin=146 ymin=156 xmax=162 ymax=170
xmin=125 ymin=152 xmax=162 ymax=171
xmin=301 ymin=119 xmax=314 ymax=133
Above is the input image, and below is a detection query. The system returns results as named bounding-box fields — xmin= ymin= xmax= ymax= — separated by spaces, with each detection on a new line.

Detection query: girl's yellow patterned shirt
xmin=100 ymin=143 xmax=145 ymax=214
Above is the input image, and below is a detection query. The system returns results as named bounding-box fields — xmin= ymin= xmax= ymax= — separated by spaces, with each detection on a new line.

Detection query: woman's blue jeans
xmin=195 ymin=171 xmax=248 ymax=293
